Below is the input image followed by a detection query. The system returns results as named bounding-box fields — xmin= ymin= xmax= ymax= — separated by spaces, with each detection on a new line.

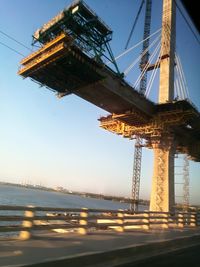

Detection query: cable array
xmin=145 ymin=46 xmax=162 ymax=97
xmin=0 ymin=41 xmax=25 ymax=57
xmin=0 ymin=29 xmax=33 ymax=57
xmin=133 ymin=39 xmax=161 ymax=89
xmin=175 ymin=1 xmax=200 ymax=46
xmin=0 ymin=30 xmax=32 ymax=51
xmin=106 ymin=28 xmax=161 ymax=65
xmin=174 ymin=52 xmax=189 ymax=100
xmin=124 ymin=34 xmax=161 ymax=76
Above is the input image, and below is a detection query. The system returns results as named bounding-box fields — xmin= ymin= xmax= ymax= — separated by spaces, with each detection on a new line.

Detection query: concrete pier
xmin=150 ymin=0 xmax=176 ymax=212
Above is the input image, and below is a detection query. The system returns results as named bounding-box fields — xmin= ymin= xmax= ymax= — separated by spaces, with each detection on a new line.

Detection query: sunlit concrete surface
xmin=0 ymin=228 xmax=200 ymax=267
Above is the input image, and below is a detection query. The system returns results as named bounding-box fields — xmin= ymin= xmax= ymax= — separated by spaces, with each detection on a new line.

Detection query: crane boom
xmin=125 ymin=0 xmax=145 ymax=50
xmin=139 ymin=0 xmax=152 ymax=94
xmin=131 ymin=0 xmax=152 ymax=211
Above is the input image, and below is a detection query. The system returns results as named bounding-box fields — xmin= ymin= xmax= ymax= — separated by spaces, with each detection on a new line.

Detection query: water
xmin=0 ymin=184 xmax=148 ymax=238
xmin=0 ymin=184 xmax=146 ymax=210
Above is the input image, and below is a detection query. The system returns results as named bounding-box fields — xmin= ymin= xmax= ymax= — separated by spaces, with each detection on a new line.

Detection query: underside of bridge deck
xmin=18 ymin=33 xmax=154 ymax=118
xmin=18 ymin=32 xmax=200 ymax=163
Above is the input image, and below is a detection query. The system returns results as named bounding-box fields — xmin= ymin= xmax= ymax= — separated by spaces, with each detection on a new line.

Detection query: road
xmin=118 ymin=244 xmax=200 ymax=267
xmin=1 ymin=229 xmax=200 ymax=267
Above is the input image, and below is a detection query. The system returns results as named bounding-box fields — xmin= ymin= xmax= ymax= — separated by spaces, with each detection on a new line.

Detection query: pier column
xmin=150 ymin=137 xmax=175 ymax=212
xmin=150 ymin=0 xmax=176 ymax=212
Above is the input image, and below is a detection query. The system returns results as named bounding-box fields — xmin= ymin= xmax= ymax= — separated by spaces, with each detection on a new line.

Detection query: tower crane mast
xmin=139 ymin=0 xmax=152 ymax=95
xmin=129 ymin=0 xmax=152 ymax=211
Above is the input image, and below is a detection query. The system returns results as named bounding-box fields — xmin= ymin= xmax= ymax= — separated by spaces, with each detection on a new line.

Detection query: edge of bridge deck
xmin=1 ymin=228 xmax=200 ymax=267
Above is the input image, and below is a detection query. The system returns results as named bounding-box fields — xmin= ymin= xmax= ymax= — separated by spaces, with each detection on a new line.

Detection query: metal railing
xmin=0 ymin=205 xmax=199 ymax=240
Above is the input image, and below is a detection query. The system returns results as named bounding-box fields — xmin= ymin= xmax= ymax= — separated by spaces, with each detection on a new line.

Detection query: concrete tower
xmin=150 ymin=0 xmax=176 ymax=212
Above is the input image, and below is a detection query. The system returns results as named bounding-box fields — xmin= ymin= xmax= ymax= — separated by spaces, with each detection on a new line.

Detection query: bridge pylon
xmin=150 ymin=0 xmax=176 ymax=212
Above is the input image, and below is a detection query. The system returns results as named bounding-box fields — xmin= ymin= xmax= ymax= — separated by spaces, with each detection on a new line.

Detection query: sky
xmin=0 ymin=0 xmax=199 ymax=205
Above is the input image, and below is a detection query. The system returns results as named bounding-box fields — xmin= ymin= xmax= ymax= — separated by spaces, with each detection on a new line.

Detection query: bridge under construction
xmin=18 ymin=0 xmax=200 ymax=213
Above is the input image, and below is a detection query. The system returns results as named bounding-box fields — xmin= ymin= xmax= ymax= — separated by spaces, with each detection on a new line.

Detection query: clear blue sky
xmin=0 ymin=0 xmax=199 ymax=204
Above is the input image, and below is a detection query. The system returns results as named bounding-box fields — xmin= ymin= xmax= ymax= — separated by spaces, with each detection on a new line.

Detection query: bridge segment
xmin=18 ymin=0 xmax=200 ymax=213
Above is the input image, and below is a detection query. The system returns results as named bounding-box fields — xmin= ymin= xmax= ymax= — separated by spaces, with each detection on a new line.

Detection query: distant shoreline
xmin=1 ymin=181 xmax=199 ymax=209
xmin=0 ymin=181 xmax=149 ymax=206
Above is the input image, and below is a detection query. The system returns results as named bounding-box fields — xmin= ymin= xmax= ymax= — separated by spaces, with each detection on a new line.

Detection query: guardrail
xmin=0 ymin=205 xmax=199 ymax=240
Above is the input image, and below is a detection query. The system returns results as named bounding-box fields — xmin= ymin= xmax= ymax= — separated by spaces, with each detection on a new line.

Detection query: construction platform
xmin=99 ymin=100 xmax=200 ymax=162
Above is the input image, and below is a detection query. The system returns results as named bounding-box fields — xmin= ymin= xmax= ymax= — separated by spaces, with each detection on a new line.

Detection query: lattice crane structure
xmin=175 ymin=154 xmax=190 ymax=211
xmin=18 ymin=0 xmax=200 ymax=213
xmin=128 ymin=0 xmax=152 ymax=211
xmin=183 ymin=155 xmax=190 ymax=210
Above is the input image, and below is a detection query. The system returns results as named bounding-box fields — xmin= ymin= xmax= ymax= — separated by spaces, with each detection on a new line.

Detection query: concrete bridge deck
xmin=1 ymin=228 xmax=200 ymax=267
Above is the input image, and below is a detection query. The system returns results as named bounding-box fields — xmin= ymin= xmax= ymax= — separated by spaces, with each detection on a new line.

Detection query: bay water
xmin=0 ymin=184 xmax=146 ymax=210
xmin=0 ymin=184 xmax=148 ymax=237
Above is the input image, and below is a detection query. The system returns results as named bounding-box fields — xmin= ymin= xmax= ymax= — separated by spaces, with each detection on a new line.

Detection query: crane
xmin=126 ymin=0 xmax=152 ymax=211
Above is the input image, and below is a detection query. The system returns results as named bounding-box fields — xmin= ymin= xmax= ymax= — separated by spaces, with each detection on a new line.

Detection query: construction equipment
xmin=183 ymin=155 xmax=190 ymax=211
xmin=126 ymin=0 xmax=152 ymax=211
xmin=32 ymin=0 xmax=121 ymax=76
xmin=18 ymin=0 xmax=200 ymax=213
xmin=175 ymin=154 xmax=190 ymax=211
